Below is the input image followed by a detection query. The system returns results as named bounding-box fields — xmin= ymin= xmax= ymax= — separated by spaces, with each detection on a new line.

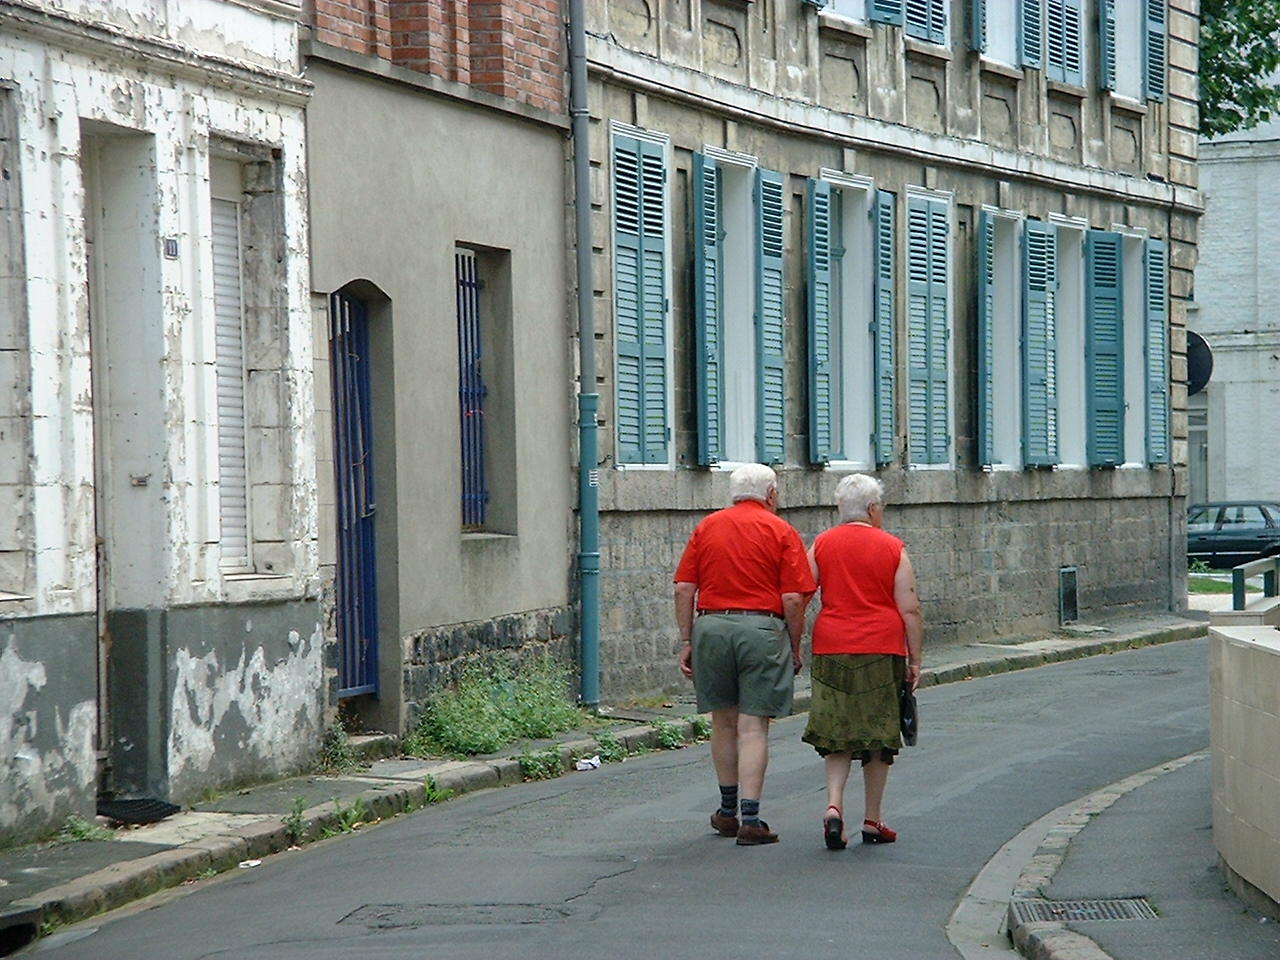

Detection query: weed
xmin=424 ymin=775 xmax=454 ymax=804
xmin=685 ymin=714 xmax=712 ymax=740
xmin=57 ymin=815 xmax=114 ymax=844
xmin=653 ymin=718 xmax=686 ymax=750
xmin=518 ymin=745 xmax=564 ymax=781
xmin=319 ymin=717 xmax=362 ymax=775
xmin=593 ymin=727 xmax=628 ymax=763
xmin=1188 ymin=558 xmax=1210 ymax=574
xmin=410 ymin=654 xmax=585 ymax=757
xmin=284 ymin=796 xmax=307 ymax=845
xmin=325 ymin=796 xmax=369 ymax=836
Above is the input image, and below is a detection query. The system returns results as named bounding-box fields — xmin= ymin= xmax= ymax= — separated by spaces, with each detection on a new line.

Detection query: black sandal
xmin=823 ymin=806 xmax=846 ymax=850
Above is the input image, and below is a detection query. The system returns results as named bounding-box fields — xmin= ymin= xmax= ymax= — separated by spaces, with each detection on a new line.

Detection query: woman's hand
xmin=906 ymin=661 xmax=921 ymax=692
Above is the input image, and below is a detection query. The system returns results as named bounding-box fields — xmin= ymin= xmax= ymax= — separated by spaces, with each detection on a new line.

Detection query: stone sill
xmin=1047 ymin=78 xmax=1087 ymax=101
xmin=1109 ymin=93 xmax=1149 ymax=117
xmin=817 ymin=11 xmax=873 ymax=39
xmin=904 ymin=36 xmax=953 ymax=63
xmin=979 ymin=57 xmax=1026 ymax=82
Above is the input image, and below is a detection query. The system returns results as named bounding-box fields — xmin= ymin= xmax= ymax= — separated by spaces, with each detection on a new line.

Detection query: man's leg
xmin=736 ymin=712 xmax=770 ymax=814
xmin=709 ymin=706 xmax=740 ymax=787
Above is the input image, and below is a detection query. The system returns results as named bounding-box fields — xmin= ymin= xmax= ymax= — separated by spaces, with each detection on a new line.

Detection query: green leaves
xmin=1200 ymin=0 xmax=1280 ymax=136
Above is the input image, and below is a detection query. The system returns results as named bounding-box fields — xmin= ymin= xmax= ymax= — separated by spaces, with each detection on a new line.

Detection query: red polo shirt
xmin=673 ymin=500 xmax=816 ymax=614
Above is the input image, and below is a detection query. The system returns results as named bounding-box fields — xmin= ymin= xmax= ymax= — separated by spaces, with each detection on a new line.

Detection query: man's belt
xmin=697 ymin=609 xmax=784 ymax=621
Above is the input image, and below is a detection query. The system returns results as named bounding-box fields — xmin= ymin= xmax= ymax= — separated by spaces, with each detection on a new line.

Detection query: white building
xmin=1 ymin=0 xmax=320 ymax=843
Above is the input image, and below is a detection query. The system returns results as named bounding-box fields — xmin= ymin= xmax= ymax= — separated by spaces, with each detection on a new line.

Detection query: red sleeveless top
xmin=811 ymin=522 xmax=906 ymax=657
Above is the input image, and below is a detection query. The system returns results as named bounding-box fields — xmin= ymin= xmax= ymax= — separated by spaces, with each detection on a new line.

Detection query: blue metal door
xmin=330 ymin=292 xmax=378 ymax=697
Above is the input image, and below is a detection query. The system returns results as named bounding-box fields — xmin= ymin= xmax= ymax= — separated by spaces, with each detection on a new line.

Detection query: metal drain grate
xmin=1010 ymin=897 xmax=1159 ymax=924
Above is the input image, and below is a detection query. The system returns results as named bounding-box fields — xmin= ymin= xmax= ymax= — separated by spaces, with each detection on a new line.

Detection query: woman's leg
xmin=862 ymin=754 xmax=890 ymax=825
xmin=825 ymin=752 xmax=852 ymax=814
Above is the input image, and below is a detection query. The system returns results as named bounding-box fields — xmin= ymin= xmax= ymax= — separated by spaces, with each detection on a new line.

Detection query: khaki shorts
xmin=690 ymin=613 xmax=794 ymax=717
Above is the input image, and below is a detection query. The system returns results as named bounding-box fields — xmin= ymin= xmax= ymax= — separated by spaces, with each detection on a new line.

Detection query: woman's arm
xmin=894 ymin=550 xmax=924 ymax=690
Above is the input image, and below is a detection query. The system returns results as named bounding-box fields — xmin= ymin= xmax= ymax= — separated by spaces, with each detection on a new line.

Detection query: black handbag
xmin=899 ymin=683 xmax=918 ymax=746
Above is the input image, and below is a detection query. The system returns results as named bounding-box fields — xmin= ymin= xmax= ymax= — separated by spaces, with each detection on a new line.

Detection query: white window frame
xmin=983 ymin=206 xmax=1025 ymax=469
xmin=609 ymin=122 xmax=674 ymax=471
xmin=1114 ymin=0 xmax=1144 ymax=101
xmin=702 ymin=146 xmax=760 ymax=468
xmin=1116 ymin=226 xmax=1150 ymax=467
xmin=1051 ymin=213 xmax=1088 ymax=469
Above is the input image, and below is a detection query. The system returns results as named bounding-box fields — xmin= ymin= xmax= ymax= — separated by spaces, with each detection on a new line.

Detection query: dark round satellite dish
xmin=1187 ymin=330 xmax=1212 ymax=396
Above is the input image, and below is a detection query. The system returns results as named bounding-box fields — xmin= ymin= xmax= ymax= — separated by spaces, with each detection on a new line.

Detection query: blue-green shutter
xmin=807 ymin=180 xmax=840 ymax=463
xmin=970 ymin=0 xmax=986 ymax=52
xmin=1098 ymin=0 xmax=1116 ymax=89
xmin=1144 ymin=0 xmax=1167 ymax=101
xmin=1144 ymin=239 xmax=1169 ymax=464
xmin=756 ymin=168 xmax=786 ymax=465
xmin=693 ymin=153 xmax=724 ymax=466
xmin=1085 ymin=230 xmax=1124 ymax=466
xmin=1020 ymin=0 xmax=1042 ymax=68
xmin=977 ymin=211 xmax=995 ymax=467
xmin=873 ymin=190 xmax=896 ymax=465
xmin=905 ymin=0 xmax=946 ymax=43
xmin=1045 ymin=0 xmax=1082 ymax=85
xmin=613 ymin=136 xmax=668 ymax=465
xmin=906 ymin=195 xmax=949 ymax=466
xmin=870 ymin=0 xmax=905 ymax=26
xmin=1022 ymin=220 xmax=1058 ymax=466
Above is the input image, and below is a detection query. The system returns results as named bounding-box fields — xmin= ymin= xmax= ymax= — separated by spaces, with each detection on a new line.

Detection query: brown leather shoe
xmin=736 ymin=820 xmax=779 ymax=846
xmin=710 ymin=811 xmax=739 ymax=837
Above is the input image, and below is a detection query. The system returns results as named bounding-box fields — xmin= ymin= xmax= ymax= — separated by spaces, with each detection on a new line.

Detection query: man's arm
xmin=782 ymin=591 xmax=809 ymax=675
xmin=675 ymin=581 xmax=698 ymax=678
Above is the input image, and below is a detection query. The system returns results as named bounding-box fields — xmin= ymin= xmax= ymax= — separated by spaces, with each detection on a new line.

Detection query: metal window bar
xmin=330 ymin=292 xmax=379 ymax=697
xmin=457 ymin=250 xmax=488 ymax=529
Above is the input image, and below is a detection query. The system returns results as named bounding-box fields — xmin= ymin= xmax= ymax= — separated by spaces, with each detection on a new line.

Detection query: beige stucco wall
xmin=1210 ymin=625 xmax=1280 ymax=912
xmin=305 ymin=52 xmax=575 ymax=725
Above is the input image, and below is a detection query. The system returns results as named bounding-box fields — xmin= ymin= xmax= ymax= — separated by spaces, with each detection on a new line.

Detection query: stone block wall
xmin=1210 ymin=626 xmax=1280 ymax=918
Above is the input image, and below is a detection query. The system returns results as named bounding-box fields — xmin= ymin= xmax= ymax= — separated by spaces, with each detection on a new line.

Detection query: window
xmin=806 ymin=174 xmax=892 ymax=466
xmin=972 ymin=0 xmax=1040 ymax=68
xmin=612 ymin=129 xmax=670 ymax=466
xmin=905 ymin=193 xmax=950 ymax=466
xmin=455 ymin=245 xmax=515 ymax=531
xmin=829 ymin=0 xmax=867 ymax=21
xmin=1054 ymin=221 xmax=1088 ymax=466
xmin=211 ymin=159 xmax=250 ymax=566
xmin=1104 ymin=0 xmax=1165 ymax=101
xmin=976 ymin=209 xmax=1025 ymax=467
xmin=1045 ymin=0 xmax=1083 ymax=85
xmin=694 ymin=151 xmax=787 ymax=465
xmin=872 ymin=0 xmax=946 ymax=44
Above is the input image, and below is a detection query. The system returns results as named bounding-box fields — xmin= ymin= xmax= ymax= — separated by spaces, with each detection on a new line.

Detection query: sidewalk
xmin=0 ymin=611 xmax=1207 ymax=956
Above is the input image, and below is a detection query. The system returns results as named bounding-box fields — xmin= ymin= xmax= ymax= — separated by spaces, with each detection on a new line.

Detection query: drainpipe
xmin=568 ymin=0 xmax=600 ymax=707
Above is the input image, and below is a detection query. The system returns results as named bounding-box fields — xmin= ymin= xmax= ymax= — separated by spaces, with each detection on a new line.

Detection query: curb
xmin=6 ymin=624 xmax=1206 ymax=950
xmin=1005 ymin=751 xmax=1208 ymax=960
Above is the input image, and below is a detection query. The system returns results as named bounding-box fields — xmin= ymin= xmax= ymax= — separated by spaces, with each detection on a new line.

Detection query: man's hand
xmin=679 ymin=641 xmax=694 ymax=679
xmin=791 ymin=646 xmax=803 ymax=675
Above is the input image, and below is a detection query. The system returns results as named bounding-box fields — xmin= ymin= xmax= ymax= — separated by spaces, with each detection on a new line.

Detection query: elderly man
xmin=674 ymin=463 xmax=815 ymax=845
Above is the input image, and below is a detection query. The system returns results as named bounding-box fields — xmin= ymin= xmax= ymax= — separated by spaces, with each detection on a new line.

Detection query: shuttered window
xmin=755 ymin=169 xmax=786 ymax=465
xmin=1098 ymin=0 xmax=1116 ymax=89
xmin=873 ymin=191 xmax=897 ymax=465
xmin=869 ymin=0 xmax=905 ymax=26
xmin=613 ymin=134 xmax=669 ymax=466
xmin=1045 ymin=0 xmax=1083 ymax=85
xmin=905 ymin=0 xmax=947 ymax=43
xmin=807 ymin=179 xmax=838 ymax=464
xmin=1085 ymin=230 xmax=1125 ymax=466
xmin=1144 ymin=239 xmax=1169 ymax=463
xmin=693 ymin=152 xmax=724 ymax=466
xmin=212 ymin=197 xmax=249 ymax=562
xmin=906 ymin=194 xmax=949 ymax=466
xmin=1022 ymin=220 xmax=1058 ymax=466
xmin=1143 ymin=0 xmax=1166 ymax=101
xmin=1020 ymin=0 xmax=1043 ymax=67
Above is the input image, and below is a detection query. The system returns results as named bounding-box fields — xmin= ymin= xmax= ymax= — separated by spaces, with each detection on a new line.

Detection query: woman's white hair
xmin=729 ymin=463 xmax=777 ymax=504
xmin=834 ymin=473 xmax=883 ymax=522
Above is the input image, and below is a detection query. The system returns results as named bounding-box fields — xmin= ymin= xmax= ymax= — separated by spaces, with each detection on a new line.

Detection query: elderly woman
xmin=802 ymin=474 xmax=923 ymax=850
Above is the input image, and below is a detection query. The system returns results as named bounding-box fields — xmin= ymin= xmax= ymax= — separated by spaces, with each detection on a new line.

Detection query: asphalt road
xmin=31 ymin=639 xmax=1211 ymax=960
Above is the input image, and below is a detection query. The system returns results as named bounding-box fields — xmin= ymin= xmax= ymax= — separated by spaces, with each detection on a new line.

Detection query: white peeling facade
xmin=1 ymin=0 xmax=320 ymax=843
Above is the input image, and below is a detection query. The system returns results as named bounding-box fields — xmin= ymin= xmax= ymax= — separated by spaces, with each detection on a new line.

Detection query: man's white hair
xmin=834 ymin=473 xmax=883 ymax=522
xmin=729 ymin=463 xmax=777 ymax=504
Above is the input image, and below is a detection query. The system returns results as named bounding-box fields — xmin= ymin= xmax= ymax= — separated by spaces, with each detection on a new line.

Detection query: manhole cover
xmin=1010 ymin=897 xmax=1158 ymax=924
xmin=340 ymin=903 xmax=592 ymax=928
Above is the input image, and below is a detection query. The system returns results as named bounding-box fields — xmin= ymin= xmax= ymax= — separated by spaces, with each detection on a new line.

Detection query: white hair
xmin=834 ymin=473 xmax=883 ymax=522
xmin=729 ymin=463 xmax=777 ymax=504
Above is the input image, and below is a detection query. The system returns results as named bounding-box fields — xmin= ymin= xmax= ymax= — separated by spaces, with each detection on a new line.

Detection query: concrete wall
xmin=580 ymin=0 xmax=1198 ymax=699
xmin=306 ymin=50 xmax=575 ymax=732
xmin=1210 ymin=625 xmax=1280 ymax=916
xmin=0 ymin=0 xmax=320 ymax=841
xmin=1194 ymin=127 xmax=1280 ymax=503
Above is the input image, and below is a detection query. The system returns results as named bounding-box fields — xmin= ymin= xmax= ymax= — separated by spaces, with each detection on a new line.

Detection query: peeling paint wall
xmin=0 ymin=0 xmax=319 ymax=841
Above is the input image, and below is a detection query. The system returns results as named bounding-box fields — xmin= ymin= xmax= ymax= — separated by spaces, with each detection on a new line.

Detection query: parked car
xmin=1187 ymin=501 xmax=1280 ymax=569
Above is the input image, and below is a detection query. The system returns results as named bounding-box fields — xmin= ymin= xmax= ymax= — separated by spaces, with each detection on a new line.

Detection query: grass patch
xmin=57 ymin=815 xmax=114 ymax=844
xmin=653 ymin=718 xmax=686 ymax=750
xmin=593 ymin=728 xmax=628 ymax=763
xmin=319 ymin=717 xmax=363 ymax=775
xmin=424 ymin=775 xmax=454 ymax=804
xmin=284 ymin=797 xmax=307 ymax=845
xmin=1189 ymin=575 xmax=1261 ymax=595
xmin=518 ymin=745 xmax=564 ymax=781
xmin=404 ymin=653 xmax=584 ymax=758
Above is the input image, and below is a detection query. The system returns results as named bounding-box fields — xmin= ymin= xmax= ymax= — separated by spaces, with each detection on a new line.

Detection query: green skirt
xmin=802 ymin=654 xmax=904 ymax=759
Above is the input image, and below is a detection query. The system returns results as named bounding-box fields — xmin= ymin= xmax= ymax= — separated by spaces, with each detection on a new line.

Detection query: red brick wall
xmin=308 ymin=0 xmax=564 ymax=113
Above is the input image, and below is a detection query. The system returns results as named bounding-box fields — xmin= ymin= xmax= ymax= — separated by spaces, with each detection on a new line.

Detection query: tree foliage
xmin=1200 ymin=0 xmax=1280 ymax=137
